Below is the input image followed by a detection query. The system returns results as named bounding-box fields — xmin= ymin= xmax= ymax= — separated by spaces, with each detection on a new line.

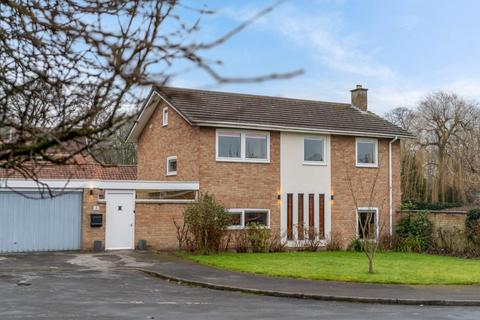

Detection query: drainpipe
xmin=389 ymin=136 xmax=399 ymax=236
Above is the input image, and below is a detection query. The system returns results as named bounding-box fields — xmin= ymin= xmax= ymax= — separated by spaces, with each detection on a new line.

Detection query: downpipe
xmin=389 ymin=136 xmax=399 ymax=236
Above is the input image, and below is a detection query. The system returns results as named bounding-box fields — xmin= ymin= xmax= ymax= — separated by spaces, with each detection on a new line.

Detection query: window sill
xmin=227 ymin=226 xmax=271 ymax=230
xmin=135 ymin=199 xmax=196 ymax=204
xmin=356 ymin=163 xmax=378 ymax=168
xmin=166 ymin=172 xmax=177 ymax=176
xmin=302 ymin=161 xmax=327 ymax=166
xmin=216 ymin=158 xmax=270 ymax=164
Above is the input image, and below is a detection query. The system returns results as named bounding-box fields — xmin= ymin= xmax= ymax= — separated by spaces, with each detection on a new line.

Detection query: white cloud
xmin=369 ymin=79 xmax=480 ymax=115
xmin=221 ymin=3 xmax=395 ymax=79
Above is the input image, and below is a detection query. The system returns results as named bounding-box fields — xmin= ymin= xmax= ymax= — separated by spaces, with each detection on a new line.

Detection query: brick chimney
xmin=350 ymin=84 xmax=368 ymax=111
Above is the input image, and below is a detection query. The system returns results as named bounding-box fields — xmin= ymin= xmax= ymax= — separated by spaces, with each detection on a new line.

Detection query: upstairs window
xmin=216 ymin=129 xmax=269 ymax=163
xmin=166 ymin=156 xmax=177 ymax=176
xmin=304 ymin=137 xmax=326 ymax=165
xmin=218 ymin=132 xmax=241 ymax=159
xmin=162 ymin=107 xmax=168 ymax=126
xmin=246 ymin=133 xmax=267 ymax=159
xmin=356 ymin=138 xmax=378 ymax=167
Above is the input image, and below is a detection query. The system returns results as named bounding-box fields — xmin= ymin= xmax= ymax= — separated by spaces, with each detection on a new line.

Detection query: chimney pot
xmin=351 ymin=85 xmax=368 ymax=111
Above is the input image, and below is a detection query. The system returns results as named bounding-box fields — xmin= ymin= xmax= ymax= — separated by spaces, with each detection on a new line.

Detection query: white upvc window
xmin=356 ymin=208 xmax=379 ymax=239
xmin=303 ymin=136 xmax=326 ymax=165
xmin=356 ymin=138 xmax=378 ymax=167
xmin=227 ymin=209 xmax=270 ymax=229
xmin=216 ymin=129 xmax=270 ymax=163
xmin=162 ymin=107 xmax=168 ymax=127
xmin=166 ymin=156 xmax=177 ymax=176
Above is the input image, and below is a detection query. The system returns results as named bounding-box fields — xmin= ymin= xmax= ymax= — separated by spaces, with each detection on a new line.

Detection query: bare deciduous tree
xmin=0 ymin=0 xmax=302 ymax=184
xmin=345 ymin=164 xmax=387 ymax=273
xmin=387 ymin=92 xmax=480 ymax=205
xmin=92 ymin=120 xmax=137 ymax=165
xmin=417 ymin=92 xmax=477 ymax=203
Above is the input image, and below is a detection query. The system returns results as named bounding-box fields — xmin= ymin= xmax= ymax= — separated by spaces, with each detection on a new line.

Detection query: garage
xmin=0 ymin=191 xmax=82 ymax=253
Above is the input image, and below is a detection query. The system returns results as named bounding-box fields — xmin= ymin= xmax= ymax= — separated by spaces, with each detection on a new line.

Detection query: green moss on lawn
xmin=182 ymin=251 xmax=480 ymax=285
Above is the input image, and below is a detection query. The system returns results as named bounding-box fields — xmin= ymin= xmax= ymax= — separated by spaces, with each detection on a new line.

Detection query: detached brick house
xmin=0 ymin=84 xmax=411 ymax=253
xmin=126 ymin=85 xmax=412 ymax=248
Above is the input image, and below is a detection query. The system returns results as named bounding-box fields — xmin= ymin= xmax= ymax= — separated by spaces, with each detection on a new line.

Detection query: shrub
xmin=173 ymin=218 xmax=191 ymax=251
xmin=247 ymin=222 xmax=271 ymax=253
xmin=434 ymin=227 xmax=468 ymax=254
xmin=465 ymin=208 xmax=480 ymax=245
xmin=378 ymin=234 xmax=401 ymax=251
xmin=348 ymin=238 xmax=364 ymax=252
xmin=298 ymin=226 xmax=322 ymax=252
xmin=268 ymin=232 xmax=287 ymax=253
xmin=325 ymin=232 xmax=343 ymax=251
xmin=232 ymin=229 xmax=249 ymax=253
xmin=395 ymin=211 xmax=433 ymax=251
xmin=183 ymin=193 xmax=230 ymax=254
xmin=397 ymin=235 xmax=424 ymax=252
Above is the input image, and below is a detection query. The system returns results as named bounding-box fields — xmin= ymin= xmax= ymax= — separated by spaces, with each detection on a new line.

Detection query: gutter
xmin=196 ymin=121 xmax=414 ymax=140
xmin=389 ymin=136 xmax=399 ymax=235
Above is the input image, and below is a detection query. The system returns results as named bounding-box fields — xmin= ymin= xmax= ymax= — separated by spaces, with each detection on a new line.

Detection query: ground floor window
xmin=357 ymin=208 xmax=378 ymax=239
xmin=228 ymin=209 xmax=270 ymax=229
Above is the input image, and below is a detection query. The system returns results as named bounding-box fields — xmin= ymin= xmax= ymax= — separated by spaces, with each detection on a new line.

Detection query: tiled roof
xmin=154 ymin=86 xmax=413 ymax=138
xmin=1 ymin=164 xmax=137 ymax=181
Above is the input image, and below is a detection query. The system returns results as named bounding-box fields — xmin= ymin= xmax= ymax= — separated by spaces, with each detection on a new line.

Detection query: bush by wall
xmin=183 ymin=193 xmax=230 ymax=254
xmin=395 ymin=211 xmax=433 ymax=252
xmin=465 ymin=208 xmax=480 ymax=245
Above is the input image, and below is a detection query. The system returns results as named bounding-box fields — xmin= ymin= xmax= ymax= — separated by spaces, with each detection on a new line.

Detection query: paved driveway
xmin=0 ymin=252 xmax=479 ymax=320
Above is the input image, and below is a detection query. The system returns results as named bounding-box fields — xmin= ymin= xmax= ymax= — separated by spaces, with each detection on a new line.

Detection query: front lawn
xmin=183 ymin=251 xmax=480 ymax=285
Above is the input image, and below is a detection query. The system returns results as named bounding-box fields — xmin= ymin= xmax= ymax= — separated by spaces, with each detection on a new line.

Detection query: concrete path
xmin=139 ymin=252 xmax=480 ymax=306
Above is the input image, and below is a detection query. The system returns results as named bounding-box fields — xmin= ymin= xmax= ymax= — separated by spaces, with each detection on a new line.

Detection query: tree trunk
xmin=368 ymin=258 xmax=374 ymax=273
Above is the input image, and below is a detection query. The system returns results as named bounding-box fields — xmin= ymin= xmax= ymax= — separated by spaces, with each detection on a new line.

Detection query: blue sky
xmin=168 ymin=0 xmax=480 ymax=115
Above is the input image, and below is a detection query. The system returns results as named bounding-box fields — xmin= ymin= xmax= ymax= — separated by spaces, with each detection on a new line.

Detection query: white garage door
xmin=0 ymin=191 xmax=82 ymax=253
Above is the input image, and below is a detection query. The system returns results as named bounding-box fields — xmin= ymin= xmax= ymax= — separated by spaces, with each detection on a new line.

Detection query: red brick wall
xmin=135 ymin=203 xmax=190 ymax=250
xmin=81 ymin=189 xmax=105 ymax=250
xmin=197 ymin=128 xmax=281 ymax=233
xmin=330 ymin=136 xmax=401 ymax=247
xmin=396 ymin=211 xmax=466 ymax=232
xmin=137 ymin=101 xmax=200 ymax=181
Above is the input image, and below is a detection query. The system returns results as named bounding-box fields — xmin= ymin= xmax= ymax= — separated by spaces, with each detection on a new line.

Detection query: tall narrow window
xmin=308 ymin=194 xmax=314 ymax=228
xmin=298 ymin=194 xmax=304 ymax=240
xmin=308 ymin=194 xmax=314 ymax=240
xmin=166 ymin=156 xmax=177 ymax=176
xmin=162 ymin=107 xmax=168 ymax=126
xmin=287 ymin=193 xmax=293 ymax=240
xmin=319 ymin=194 xmax=325 ymax=239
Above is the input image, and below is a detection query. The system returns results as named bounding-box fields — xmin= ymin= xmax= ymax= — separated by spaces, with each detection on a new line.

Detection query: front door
xmin=105 ymin=191 xmax=135 ymax=250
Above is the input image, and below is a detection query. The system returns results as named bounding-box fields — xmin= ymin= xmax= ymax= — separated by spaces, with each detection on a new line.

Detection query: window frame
xmin=227 ymin=209 xmax=270 ymax=230
xmin=166 ymin=156 xmax=177 ymax=176
xmin=216 ymin=129 xmax=270 ymax=163
xmin=162 ymin=107 xmax=168 ymax=127
xmin=356 ymin=207 xmax=379 ymax=240
xmin=135 ymin=190 xmax=198 ymax=204
xmin=303 ymin=136 xmax=327 ymax=166
xmin=355 ymin=137 xmax=378 ymax=168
